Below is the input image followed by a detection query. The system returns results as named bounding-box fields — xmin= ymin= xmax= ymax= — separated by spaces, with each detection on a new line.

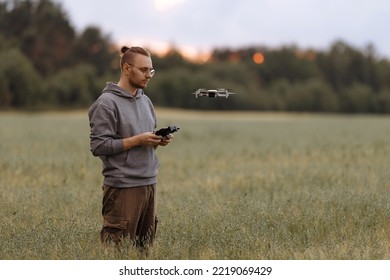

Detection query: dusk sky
xmin=54 ymin=0 xmax=390 ymax=59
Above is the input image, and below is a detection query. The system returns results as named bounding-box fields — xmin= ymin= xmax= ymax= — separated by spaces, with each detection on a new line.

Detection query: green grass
xmin=1 ymin=109 xmax=389 ymax=259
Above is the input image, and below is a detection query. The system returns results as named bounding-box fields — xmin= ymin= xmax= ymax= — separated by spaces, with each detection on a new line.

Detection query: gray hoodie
xmin=88 ymin=82 xmax=159 ymax=188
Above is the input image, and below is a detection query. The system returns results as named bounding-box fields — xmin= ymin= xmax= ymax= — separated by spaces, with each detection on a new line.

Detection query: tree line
xmin=1 ymin=0 xmax=390 ymax=113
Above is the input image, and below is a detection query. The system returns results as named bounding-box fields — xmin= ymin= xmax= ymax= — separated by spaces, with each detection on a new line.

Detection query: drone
xmin=192 ymin=88 xmax=238 ymax=98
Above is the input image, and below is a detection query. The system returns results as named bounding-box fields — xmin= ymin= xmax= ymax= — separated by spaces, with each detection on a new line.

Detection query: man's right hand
xmin=123 ymin=132 xmax=162 ymax=150
xmin=137 ymin=132 xmax=163 ymax=147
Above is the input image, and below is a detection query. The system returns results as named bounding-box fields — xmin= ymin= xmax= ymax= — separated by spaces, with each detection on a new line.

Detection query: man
xmin=88 ymin=46 xmax=173 ymax=249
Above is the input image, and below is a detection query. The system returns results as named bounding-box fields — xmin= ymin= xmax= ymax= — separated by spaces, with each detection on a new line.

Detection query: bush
xmin=0 ymin=48 xmax=45 ymax=108
xmin=374 ymin=89 xmax=390 ymax=113
xmin=286 ymin=79 xmax=340 ymax=112
xmin=47 ymin=64 xmax=98 ymax=107
xmin=265 ymin=79 xmax=339 ymax=112
xmin=339 ymin=83 xmax=375 ymax=113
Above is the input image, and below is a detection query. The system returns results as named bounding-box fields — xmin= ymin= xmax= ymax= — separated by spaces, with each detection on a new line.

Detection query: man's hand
xmin=138 ymin=132 xmax=163 ymax=147
xmin=123 ymin=132 xmax=162 ymax=150
xmin=158 ymin=134 xmax=173 ymax=147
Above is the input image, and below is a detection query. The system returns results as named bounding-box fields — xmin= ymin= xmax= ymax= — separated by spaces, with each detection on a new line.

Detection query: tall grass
xmin=0 ymin=110 xmax=389 ymax=259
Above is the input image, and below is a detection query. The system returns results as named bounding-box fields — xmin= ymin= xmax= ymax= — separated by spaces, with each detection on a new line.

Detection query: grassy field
xmin=0 ymin=109 xmax=389 ymax=260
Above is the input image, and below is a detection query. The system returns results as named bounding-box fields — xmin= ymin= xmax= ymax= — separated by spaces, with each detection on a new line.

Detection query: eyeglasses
xmin=126 ymin=63 xmax=155 ymax=77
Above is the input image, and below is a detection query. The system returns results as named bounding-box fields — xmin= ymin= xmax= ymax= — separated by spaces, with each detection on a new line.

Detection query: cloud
xmin=153 ymin=0 xmax=187 ymax=12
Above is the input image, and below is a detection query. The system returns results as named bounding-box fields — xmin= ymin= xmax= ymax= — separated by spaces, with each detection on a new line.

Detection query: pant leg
xmin=100 ymin=185 xmax=157 ymax=248
xmin=135 ymin=184 xmax=157 ymax=247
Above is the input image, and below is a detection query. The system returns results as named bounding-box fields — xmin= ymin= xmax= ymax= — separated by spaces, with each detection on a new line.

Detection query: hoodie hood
xmin=102 ymin=82 xmax=144 ymax=99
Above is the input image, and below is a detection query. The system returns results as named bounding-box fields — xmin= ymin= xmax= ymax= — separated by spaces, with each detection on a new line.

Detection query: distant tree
xmin=147 ymin=66 xmax=207 ymax=108
xmin=73 ymin=26 xmax=118 ymax=76
xmin=286 ymin=79 xmax=340 ymax=112
xmin=374 ymin=89 xmax=390 ymax=113
xmin=1 ymin=0 xmax=76 ymax=75
xmin=211 ymin=46 xmax=321 ymax=85
xmin=339 ymin=83 xmax=375 ymax=113
xmin=0 ymin=32 xmax=12 ymax=107
xmin=263 ymin=79 xmax=291 ymax=110
xmin=316 ymin=40 xmax=381 ymax=93
xmin=0 ymin=48 xmax=44 ymax=107
xmin=259 ymin=47 xmax=320 ymax=85
xmin=152 ymin=47 xmax=192 ymax=70
xmin=47 ymin=64 xmax=98 ymax=107
xmin=377 ymin=59 xmax=390 ymax=90
xmin=0 ymin=68 xmax=11 ymax=108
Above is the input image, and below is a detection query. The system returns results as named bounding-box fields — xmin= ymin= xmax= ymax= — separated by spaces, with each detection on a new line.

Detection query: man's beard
xmin=129 ymin=77 xmax=148 ymax=89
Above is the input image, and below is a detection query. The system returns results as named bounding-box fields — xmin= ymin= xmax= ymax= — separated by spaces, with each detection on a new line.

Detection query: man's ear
xmin=123 ymin=63 xmax=131 ymax=75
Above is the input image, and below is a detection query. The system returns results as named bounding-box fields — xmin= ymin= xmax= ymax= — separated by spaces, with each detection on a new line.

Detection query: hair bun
xmin=120 ymin=46 xmax=130 ymax=54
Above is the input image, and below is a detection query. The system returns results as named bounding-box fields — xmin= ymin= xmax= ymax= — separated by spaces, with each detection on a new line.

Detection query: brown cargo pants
xmin=100 ymin=184 xmax=157 ymax=248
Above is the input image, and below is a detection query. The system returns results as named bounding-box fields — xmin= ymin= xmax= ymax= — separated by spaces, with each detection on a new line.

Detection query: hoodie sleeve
xmin=88 ymin=101 xmax=124 ymax=157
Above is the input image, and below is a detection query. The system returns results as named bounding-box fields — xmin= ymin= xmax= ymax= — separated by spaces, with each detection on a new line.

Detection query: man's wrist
xmin=123 ymin=135 xmax=141 ymax=150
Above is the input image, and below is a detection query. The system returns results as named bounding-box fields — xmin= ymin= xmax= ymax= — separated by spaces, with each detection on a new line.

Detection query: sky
xmin=54 ymin=0 xmax=390 ymax=60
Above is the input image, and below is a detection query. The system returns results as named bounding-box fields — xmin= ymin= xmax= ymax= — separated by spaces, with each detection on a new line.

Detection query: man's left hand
xmin=158 ymin=134 xmax=173 ymax=146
